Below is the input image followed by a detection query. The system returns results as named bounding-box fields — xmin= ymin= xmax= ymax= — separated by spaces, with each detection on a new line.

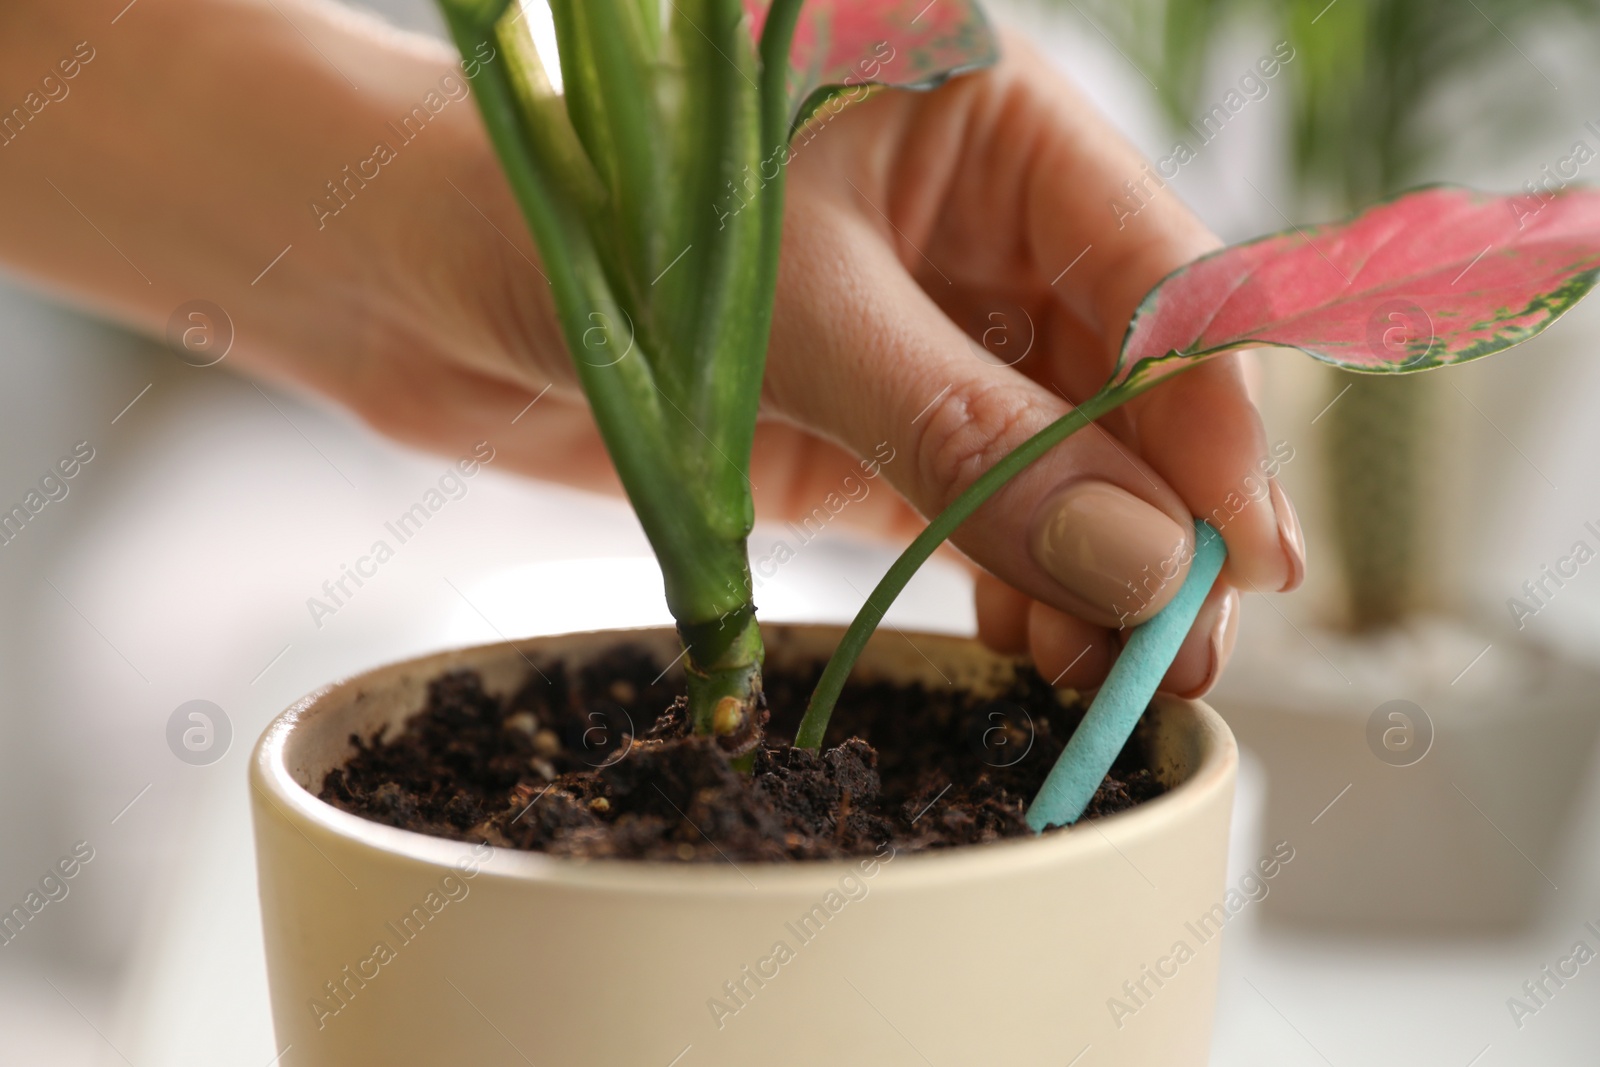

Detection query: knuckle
xmin=351 ymin=385 xmax=423 ymax=444
xmin=344 ymin=363 xmax=438 ymax=447
xmin=913 ymin=379 xmax=1047 ymax=511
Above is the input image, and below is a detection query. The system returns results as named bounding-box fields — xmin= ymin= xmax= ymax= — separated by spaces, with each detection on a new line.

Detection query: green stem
xmin=759 ymin=0 xmax=805 ymax=230
xmin=796 ymin=380 xmax=1149 ymax=749
xmin=682 ymin=604 xmax=765 ymax=735
xmin=439 ymin=8 xmax=695 ymax=594
xmin=669 ymin=0 xmax=802 ymax=738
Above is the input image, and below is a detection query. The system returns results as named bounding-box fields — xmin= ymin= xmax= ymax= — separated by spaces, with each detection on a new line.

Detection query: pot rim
xmin=252 ymin=626 xmax=1237 ymax=896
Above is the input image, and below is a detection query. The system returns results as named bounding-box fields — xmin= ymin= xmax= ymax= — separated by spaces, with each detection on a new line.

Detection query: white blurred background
xmin=2 ymin=0 xmax=1599 ymax=1062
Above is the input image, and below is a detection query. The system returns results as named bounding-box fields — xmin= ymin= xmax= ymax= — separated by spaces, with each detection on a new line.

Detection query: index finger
xmin=1010 ymin=41 xmax=1302 ymax=594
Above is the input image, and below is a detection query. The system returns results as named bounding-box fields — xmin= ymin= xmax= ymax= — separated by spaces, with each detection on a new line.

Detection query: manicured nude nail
xmin=1029 ymin=481 xmax=1190 ymax=621
xmin=1270 ymin=477 xmax=1306 ymax=592
xmin=1182 ymin=590 xmax=1240 ymax=698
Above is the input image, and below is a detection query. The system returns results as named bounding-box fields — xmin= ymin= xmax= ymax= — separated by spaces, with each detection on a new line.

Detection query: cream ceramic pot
xmin=252 ymin=624 xmax=1237 ymax=1066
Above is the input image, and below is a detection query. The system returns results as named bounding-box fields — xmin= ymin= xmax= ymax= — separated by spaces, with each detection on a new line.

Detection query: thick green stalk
xmin=443 ymin=6 xmax=759 ymax=725
xmin=796 ymin=379 xmax=1146 ymax=749
xmin=682 ymin=604 xmax=764 ymax=734
xmin=445 ymin=14 xmax=708 ymax=599
xmin=670 ymin=0 xmax=805 ymax=737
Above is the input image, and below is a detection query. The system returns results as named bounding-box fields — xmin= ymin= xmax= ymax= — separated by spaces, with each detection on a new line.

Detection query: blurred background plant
xmin=1065 ymin=0 xmax=1600 ymax=629
xmin=1046 ymin=0 xmax=1600 ymax=937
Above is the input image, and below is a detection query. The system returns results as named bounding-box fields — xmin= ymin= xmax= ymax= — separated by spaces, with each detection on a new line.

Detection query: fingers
xmin=766 ymin=190 xmax=1195 ymax=628
xmin=1157 ymin=585 xmax=1240 ymax=698
xmin=981 ymin=570 xmax=1239 ymax=697
xmin=975 ymin=571 xmax=1030 ymax=655
xmin=823 ymin=41 xmax=1285 ymax=689
xmin=1026 ymin=601 xmax=1115 ymax=690
xmin=996 ymin=40 xmax=1304 ymax=593
xmin=1005 ymin=37 xmax=1218 ymax=350
xmin=1131 ymin=358 xmax=1305 ymax=592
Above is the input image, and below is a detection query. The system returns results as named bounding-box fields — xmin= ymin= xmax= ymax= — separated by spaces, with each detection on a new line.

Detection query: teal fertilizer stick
xmin=1026 ymin=520 xmax=1227 ymax=831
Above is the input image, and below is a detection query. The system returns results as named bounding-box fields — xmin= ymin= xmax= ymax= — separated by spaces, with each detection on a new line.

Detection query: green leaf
xmin=546 ymin=0 xmax=665 ymax=292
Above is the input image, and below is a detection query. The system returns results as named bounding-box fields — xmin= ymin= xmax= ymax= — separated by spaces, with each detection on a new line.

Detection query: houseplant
xmin=1073 ymin=0 xmax=1600 ymax=927
xmin=250 ymin=0 xmax=1600 ymax=1062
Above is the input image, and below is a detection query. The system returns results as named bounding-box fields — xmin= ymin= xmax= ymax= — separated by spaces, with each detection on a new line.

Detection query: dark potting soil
xmin=319 ymin=646 xmax=1166 ymax=862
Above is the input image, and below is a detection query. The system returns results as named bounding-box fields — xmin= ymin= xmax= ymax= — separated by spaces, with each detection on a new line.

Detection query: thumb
xmin=764 ymin=199 xmax=1194 ymax=629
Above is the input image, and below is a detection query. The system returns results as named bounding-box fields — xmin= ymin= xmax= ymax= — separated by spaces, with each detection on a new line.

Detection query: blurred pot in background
xmin=1068 ymin=0 xmax=1600 ymax=928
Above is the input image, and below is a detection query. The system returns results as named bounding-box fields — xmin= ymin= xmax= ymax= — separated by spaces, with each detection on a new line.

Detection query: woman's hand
xmin=0 ymin=0 xmax=1303 ymax=695
xmin=760 ymin=34 xmax=1305 ymax=695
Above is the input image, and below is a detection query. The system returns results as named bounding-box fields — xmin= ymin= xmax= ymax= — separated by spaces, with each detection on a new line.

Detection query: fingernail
xmin=1030 ymin=481 xmax=1190 ymax=621
xmin=1270 ymin=477 xmax=1306 ymax=592
xmin=1182 ymin=589 xmax=1240 ymax=699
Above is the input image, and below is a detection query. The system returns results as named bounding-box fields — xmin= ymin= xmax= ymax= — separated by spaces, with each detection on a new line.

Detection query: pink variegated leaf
xmin=1114 ymin=185 xmax=1600 ymax=390
xmin=745 ymin=0 xmax=998 ymax=133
